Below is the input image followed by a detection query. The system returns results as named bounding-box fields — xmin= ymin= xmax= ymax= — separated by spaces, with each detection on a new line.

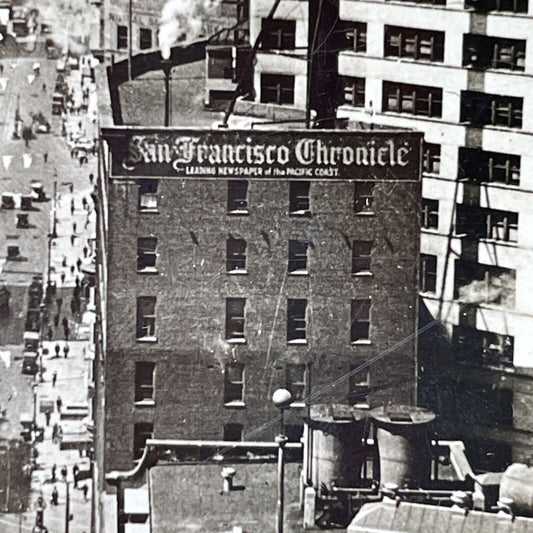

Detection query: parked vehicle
xmin=52 ymin=92 xmax=65 ymax=115
xmin=22 ymin=351 xmax=38 ymax=375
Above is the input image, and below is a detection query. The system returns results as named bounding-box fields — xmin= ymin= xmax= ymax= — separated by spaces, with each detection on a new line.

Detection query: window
xmin=135 ymin=362 xmax=155 ymax=403
xmin=287 ymin=299 xmax=307 ymax=343
xmin=137 ymin=237 xmax=157 ymax=272
xmin=207 ymin=48 xmax=233 ymax=79
xmin=227 ymin=180 xmax=248 ymax=213
xmin=289 ymin=181 xmax=310 ymax=216
xmin=390 ymin=0 xmax=445 ymax=5
xmin=458 ymin=148 xmax=520 ymax=186
xmin=383 ymin=81 xmax=442 ymax=117
xmin=421 ymin=199 xmax=439 ymax=229
xmin=385 ymin=26 xmax=444 ymax=62
xmin=352 ymin=240 xmax=372 ymax=274
xmin=285 ymin=364 xmax=306 ymax=403
xmin=226 ymin=298 xmax=245 ymax=341
xmin=486 ymin=210 xmax=518 ymax=242
xmin=354 ymin=182 xmax=375 ymax=214
xmin=227 ymin=238 xmax=247 ymax=273
xmin=224 ymin=363 xmax=244 ymax=404
xmin=482 ymin=332 xmax=514 ymax=367
xmin=260 ymin=73 xmax=295 ymax=105
xmin=139 ymin=28 xmax=152 ymax=50
xmin=420 ymin=254 xmax=437 ymax=293
xmin=349 ymin=368 xmax=370 ymax=405
xmin=117 ymin=25 xmax=128 ymax=50
xmin=463 ymin=35 xmax=525 ymax=71
xmin=138 ymin=180 xmax=158 ymax=212
xmin=136 ymin=297 xmax=156 ymax=341
xmin=351 ymin=299 xmax=371 ymax=342
xmin=460 ymin=91 xmax=523 ymax=128
xmin=342 ymin=77 xmax=365 ymax=107
xmin=333 ymin=21 xmax=367 ymax=52
xmin=133 ymin=422 xmax=153 ymax=460
xmin=285 ymin=424 xmax=304 ymax=442
xmin=261 ymin=18 xmax=296 ymax=49
xmin=422 ymin=143 xmax=441 ymax=175
xmin=288 ymin=240 xmax=309 ymax=274
xmin=465 ymin=0 xmax=527 ymax=13
xmin=223 ymin=423 xmax=243 ymax=441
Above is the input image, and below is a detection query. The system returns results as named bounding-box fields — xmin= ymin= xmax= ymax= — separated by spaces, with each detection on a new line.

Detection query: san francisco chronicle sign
xmin=103 ymin=129 xmax=422 ymax=181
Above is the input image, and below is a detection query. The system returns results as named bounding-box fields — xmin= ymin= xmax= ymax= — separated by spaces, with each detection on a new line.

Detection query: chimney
xmin=221 ymin=467 xmax=236 ymax=493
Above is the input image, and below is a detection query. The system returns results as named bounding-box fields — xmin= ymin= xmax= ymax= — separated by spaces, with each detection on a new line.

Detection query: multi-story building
xmin=249 ymin=0 xmax=533 ymax=468
xmin=96 ymin=61 xmax=422 ymax=471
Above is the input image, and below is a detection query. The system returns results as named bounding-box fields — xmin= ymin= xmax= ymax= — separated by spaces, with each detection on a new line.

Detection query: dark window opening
xmin=342 ymin=76 xmax=365 ymax=107
xmin=385 ymin=25 xmax=445 ymax=62
xmin=354 ymin=182 xmax=375 ymax=214
xmin=285 ymin=424 xmax=304 ymax=443
xmin=223 ymin=423 xmax=243 ymax=441
xmin=207 ymin=47 xmax=234 ymax=79
xmin=139 ymin=28 xmax=152 ymax=50
xmin=421 ymin=199 xmax=439 ymax=229
xmin=224 ymin=363 xmax=244 ymax=403
xmin=349 ymin=369 xmax=371 ymax=405
xmin=352 ymin=240 xmax=372 ymax=274
xmin=287 ymin=299 xmax=307 ymax=342
xmin=461 ymin=91 xmax=523 ymax=128
xmin=288 ymin=240 xmax=309 ymax=273
xmin=137 ymin=237 xmax=157 ymax=272
xmin=261 ymin=18 xmax=296 ymax=49
xmin=117 ymin=25 xmax=128 ymax=49
xmin=420 ymin=254 xmax=437 ymax=293
xmin=422 ymin=142 xmax=441 ymax=174
xmin=227 ymin=180 xmax=248 ymax=213
xmin=136 ymin=297 xmax=156 ymax=340
xmin=465 ymin=0 xmax=527 ymax=13
xmin=261 ymin=73 xmax=295 ymax=105
xmin=227 ymin=238 xmax=247 ymax=272
xmin=286 ymin=364 xmax=306 ymax=402
xmin=133 ymin=422 xmax=153 ymax=460
xmin=332 ymin=21 xmax=367 ymax=52
xmin=456 ymin=205 xmax=518 ymax=243
xmin=383 ymin=81 xmax=442 ymax=117
xmin=226 ymin=298 xmax=245 ymax=341
xmin=458 ymin=147 xmax=520 ymax=186
xmin=289 ymin=181 xmax=310 ymax=215
xmin=135 ymin=362 xmax=155 ymax=402
xmin=463 ymin=34 xmax=525 ymax=71
xmin=138 ymin=180 xmax=158 ymax=212
xmin=351 ymin=299 xmax=371 ymax=342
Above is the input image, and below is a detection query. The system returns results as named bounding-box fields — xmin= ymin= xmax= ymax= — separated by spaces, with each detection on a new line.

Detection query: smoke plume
xmin=458 ymin=272 xmax=515 ymax=307
xmin=158 ymin=0 xmax=220 ymax=59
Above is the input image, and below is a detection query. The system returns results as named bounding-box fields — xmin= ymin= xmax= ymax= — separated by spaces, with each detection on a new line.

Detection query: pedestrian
xmin=82 ymin=197 xmax=87 ymax=210
xmin=60 ymin=272 xmax=66 ymax=284
xmin=51 ymin=464 xmax=56 ymax=482
xmin=43 ymin=152 xmax=48 ymax=162
xmin=52 ymin=423 xmax=59 ymax=443
xmin=56 ymin=396 xmax=63 ymax=412
xmin=73 ymin=464 xmax=80 ymax=488
xmin=54 ymin=314 xmax=59 ymax=328
xmin=62 ymin=316 xmax=68 ymax=329
xmin=63 ymin=344 xmax=70 ymax=358
xmin=70 ymin=298 xmax=76 ymax=314
xmin=0 ymin=63 xmax=3 ymax=75
xmin=83 ymin=246 xmax=88 ymax=258
xmin=70 ymin=265 xmax=75 ymax=275
xmin=71 ymin=199 xmax=75 ymax=215
xmin=45 ymin=411 xmax=51 ymax=426
xmin=65 ymin=325 xmax=70 ymax=341
xmin=71 ymin=234 xmax=75 ymax=246
xmin=51 ymin=485 xmax=58 ymax=505
xmin=61 ymin=465 xmax=67 ymax=480
xmin=54 ymin=342 xmax=60 ymax=357
xmin=82 ymin=484 xmax=88 ymax=501
xmin=61 ymin=256 xmax=67 ymax=267
xmin=52 ymin=371 xmax=57 ymax=387
xmin=69 ymin=183 xmax=74 ymax=194
xmin=73 ymin=222 xmax=77 ymax=233
xmin=89 ymin=173 xmax=94 ymax=184
xmin=47 ymin=326 xmax=53 ymax=342
xmin=75 ymin=276 xmax=80 ymax=288
xmin=76 ymin=258 xmax=82 ymax=271
xmin=42 ymin=82 xmax=46 ymax=93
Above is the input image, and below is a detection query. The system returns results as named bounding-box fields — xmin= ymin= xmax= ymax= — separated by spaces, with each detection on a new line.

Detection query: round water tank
xmin=310 ymin=404 xmax=366 ymax=491
xmin=371 ymin=405 xmax=435 ymax=488
xmin=500 ymin=463 xmax=533 ymax=516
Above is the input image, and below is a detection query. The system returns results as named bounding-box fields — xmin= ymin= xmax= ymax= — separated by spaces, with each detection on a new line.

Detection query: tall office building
xmin=249 ymin=0 xmax=533 ymax=468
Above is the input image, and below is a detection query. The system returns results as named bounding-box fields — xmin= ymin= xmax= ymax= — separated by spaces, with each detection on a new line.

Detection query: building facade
xmin=248 ymin=0 xmax=533 ymax=468
xmin=97 ymin=126 xmax=422 ymax=472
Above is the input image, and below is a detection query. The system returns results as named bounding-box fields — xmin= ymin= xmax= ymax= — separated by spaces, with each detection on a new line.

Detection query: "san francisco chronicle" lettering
xmin=122 ymin=135 xmax=412 ymax=172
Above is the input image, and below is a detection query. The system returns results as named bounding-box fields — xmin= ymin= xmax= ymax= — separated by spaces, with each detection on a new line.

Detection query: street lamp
xmin=272 ymin=388 xmax=292 ymax=533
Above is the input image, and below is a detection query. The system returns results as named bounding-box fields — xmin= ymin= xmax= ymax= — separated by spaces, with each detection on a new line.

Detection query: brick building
xmin=247 ymin=0 xmax=533 ymax=468
xmin=96 ymin=117 xmax=422 ymax=471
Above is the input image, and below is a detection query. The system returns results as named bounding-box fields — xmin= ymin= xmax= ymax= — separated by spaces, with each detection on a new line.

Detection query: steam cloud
xmin=458 ymin=272 xmax=515 ymax=307
xmin=158 ymin=0 xmax=220 ymax=59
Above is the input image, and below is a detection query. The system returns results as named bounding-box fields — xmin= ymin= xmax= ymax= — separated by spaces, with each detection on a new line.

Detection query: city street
xmin=0 ymin=55 xmax=97 ymax=532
